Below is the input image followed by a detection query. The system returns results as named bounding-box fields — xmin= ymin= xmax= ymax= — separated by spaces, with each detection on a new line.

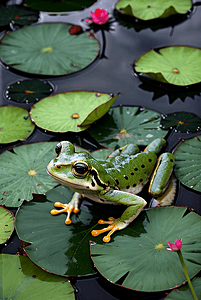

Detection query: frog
xmin=47 ymin=138 xmax=175 ymax=242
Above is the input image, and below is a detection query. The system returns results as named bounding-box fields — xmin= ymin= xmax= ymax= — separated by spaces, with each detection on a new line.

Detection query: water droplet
xmin=17 ymin=81 xmax=20 ymax=84
xmin=71 ymin=113 xmax=79 ymax=119
xmin=7 ymin=86 xmax=10 ymax=89
xmin=96 ymin=93 xmax=101 ymax=97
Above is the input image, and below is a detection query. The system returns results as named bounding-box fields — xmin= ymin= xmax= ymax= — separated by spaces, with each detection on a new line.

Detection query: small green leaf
xmin=135 ymin=46 xmax=201 ymax=86
xmin=116 ymin=0 xmax=192 ymax=20
xmin=89 ymin=106 xmax=168 ymax=148
xmin=165 ymin=277 xmax=201 ymax=299
xmin=0 ymin=23 xmax=99 ymax=76
xmin=30 ymin=92 xmax=118 ymax=133
xmin=90 ymin=207 xmax=201 ymax=292
xmin=7 ymin=79 xmax=53 ymax=103
xmin=0 ymin=142 xmax=58 ymax=207
xmin=0 ymin=207 xmax=14 ymax=244
xmin=0 ymin=254 xmax=75 ymax=300
xmin=174 ymin=136 xmax=201 ymax=192
xmin=0 ymin=106 xmax=35 ymax=144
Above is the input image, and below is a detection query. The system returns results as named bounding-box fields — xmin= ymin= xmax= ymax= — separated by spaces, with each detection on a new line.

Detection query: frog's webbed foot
xmin=91 ymin=217 xmax=126 ymax=243
xmin=50 ymin=192 xmax=81 ymax=225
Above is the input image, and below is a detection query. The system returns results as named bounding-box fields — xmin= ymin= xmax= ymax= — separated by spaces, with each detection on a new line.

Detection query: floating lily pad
xmin=0 ymin=23 xmax=99 ymax=76
xmin=6 ymin=79 xmax=53 ymax=103
xmin=24 ymin=0 xmax=96 ymax=13
xmin=115 ymin=0 xmax=192 ymax=20
xmin=0 ymin=254 xmax=75 ymax=300
xmin=160 ymin=112 xmax=201 ymax=133
xmin=89 ymin=106 xmax=168 ymax=148
xmin=15 ymin=185 xmax=124 ymax=276
xmin=0 ymin=106 xmax=35 ymax=144
xmin=165 ymin=277 xmax=201 ymax=299
xmin=90 ymin=206 xmax=201 ymax=292
xmin=174 ymin=136 xmax=201 ymax=192
xmin=0 ymin=142 xmax=58 ymax=207
xmin=0 ymin=5 xmax=39 ymax=27
xmin=30 ymin=92 xmax=118 ymax=133
xmin=134 ymin=46 xmax=201 ymax=86
xmin=0 ymin=207 xmax=14 ymax=244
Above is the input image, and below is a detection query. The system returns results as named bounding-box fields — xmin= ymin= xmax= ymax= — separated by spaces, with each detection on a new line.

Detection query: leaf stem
xmin=177 ymin=250 xmax=198 ymax=300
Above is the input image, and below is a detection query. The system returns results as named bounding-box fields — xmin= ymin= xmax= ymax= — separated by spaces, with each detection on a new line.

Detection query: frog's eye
xmin=72 ymin=162 xmax=89 ymax=178
xmin=55 ymin=143 xmax=62 ymax=156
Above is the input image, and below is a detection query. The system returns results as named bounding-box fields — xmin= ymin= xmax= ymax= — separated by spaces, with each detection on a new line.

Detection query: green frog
xmin=47 ymin=138 xmax=175 ymax=242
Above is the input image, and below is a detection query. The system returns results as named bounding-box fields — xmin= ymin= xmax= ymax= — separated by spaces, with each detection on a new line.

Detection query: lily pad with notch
xmin=30 ymin=91 xmax=118 ymax=133
xmin=0 ymin=254 xmax=75 ymax=300
xmin=0 ymin=106 xmax=35 ymax=144
xmin=115 ymin=0 xmax=192 ymax=20
xmin=89 ymin=106 xmax=168 ymax=149
xmin=0 ymin=142 xmax=58 ymax=207
xmin=90 ymin=206 xmax=201 ymax=292
xmin=174 ymin=136 xmax=201 ymax=192
xmin=0 ymin=23 xmax=100 ymax=76
xmin=0 ymin=207 xmax=14 ymax=244
xmin=6 ymin=79 xmax=53 ymax=103
xmin=134 ymin=46 xmax=201 ymax=86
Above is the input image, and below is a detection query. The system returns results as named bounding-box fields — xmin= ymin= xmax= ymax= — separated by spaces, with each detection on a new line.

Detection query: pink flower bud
xmin=167 ymin=239 xmax=182 ymax=251
xmin=87 ymin=8 xmax=109 ymax=25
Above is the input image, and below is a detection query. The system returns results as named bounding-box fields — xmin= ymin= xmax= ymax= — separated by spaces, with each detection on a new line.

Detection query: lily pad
xmin=160 ymin=112 xmax=201 ymax=133
xmin=24 ymin=0 xmax=96 ymax=13
xmin=0 ymin=254 xmax=75 ymax=300
xmin=0 ymin=5 xmax=39 ymax=27
xmin=0 ymin=23 xmax=99 ymax=76
xmin=165 ymin=277 xmax=201 ymax=299
xmin=15 ymin=185 xmax=123 ymax=276
xmin=0 ymin=207 xmax=14 ymax=244
xmin=89 ymin=106 xmax=168 ymax=148
xmin=6 ymin=79 xmax=53 ymax=103
xmin=90 ymin=206 xmax=201 ymax=292
xmin=174 ymin=136 xmax=201 ymax=192
xmin=30 ymin=92 xmax=118 ymax=133
xmin=0 ymin=142 xmax=59 ymax=207
xmin=134 ymin=46 xmax=201 ymax=86
xmin=115 ymin=0 xmax=192 ymax=20
xmin=0 ymin=106 xmax=35 ymax=144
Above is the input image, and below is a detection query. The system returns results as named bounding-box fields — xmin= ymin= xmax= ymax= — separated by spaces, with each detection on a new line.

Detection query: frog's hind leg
xmin=50 ymin=192 xmax=81 ymax=225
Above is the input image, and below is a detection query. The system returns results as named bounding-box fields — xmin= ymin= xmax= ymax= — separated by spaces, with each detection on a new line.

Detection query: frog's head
xmin=47 ymin=141 xmax=114 ymax=193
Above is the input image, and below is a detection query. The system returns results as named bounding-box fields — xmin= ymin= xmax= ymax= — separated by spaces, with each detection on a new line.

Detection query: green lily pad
xmin=30 ymin=92 xmax=118 ymax=133
xmin=0 ymin=254 xmax=75 ymax=300
xmin=89 ymin=106 xmax=168 ymax=148
xmin=90 ymin=206 xmax=201 ymax=292
xmin=115 ymin=0 xmax=192 ymax=20
xmin=0 ymin=207 xmax=14 ymax=244
xmin=0 ymin=5 xmax=39 ymax=27
xmin=0 ymin=106 xmax=35 ymax=144
xmin=15 ymin=185 xmax=124 ymax=276
xmin=0 ymin=142 xmax=59 ymax=207
xmin=6 ymin=79 xmax=53 ymax=103
xmin=160 ymin=112 xmax=201 ymax=133
xmin=165 ymin=277 xmax=201 ymax=299
xmin=134 ymin=46 xmax=201 ymax=86
xmin=0 ymin=23 xmax=99 ymax=76
xmin=174 ymin=136 xmax=201 ymax=192
xmin=24 ymin=0 xmax=96 ymax=13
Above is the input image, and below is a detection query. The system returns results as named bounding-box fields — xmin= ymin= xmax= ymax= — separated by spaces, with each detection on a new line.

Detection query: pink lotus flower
xmin=86 ymin=8 xmax=109 ymax=25
xmin=167 ymin=239 xmax=182 ymax=251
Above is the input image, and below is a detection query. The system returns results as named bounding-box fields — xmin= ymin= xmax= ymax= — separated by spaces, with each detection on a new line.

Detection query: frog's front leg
xmin=91 ymin=190 xmax=147 ymax=242
xmin=50 ymin=192 xmax=81 ymax=224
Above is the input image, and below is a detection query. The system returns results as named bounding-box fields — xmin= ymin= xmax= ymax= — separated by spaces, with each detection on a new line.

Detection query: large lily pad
xmin=174 ymin=136 xmax=201 ymax=192
xmin=0 ymin=106 xmax=35 ymax=144
xmin=0 ymin=23 xmax=99 ymax=76
xmin=0 ymin=142 xmax=58 ymax=207
xmin=0 ymin=254 xmax=75 ymax=300
xmin=90 ymin=206 xmax=201 ymax=292
xmin=30 ymin=92 xmax=118 ymax=133
xmin=115 ymin=0 xmax=192 ymax=20
xmin=15 ymin=185 xmax=125 ymax=276
xmin=6 ymin=79 xmax=53 ymax=103
xmin=89 ymin=106 xmax=168 ymax=148
xmin=165 ymin=277 xmax=201 ymax=299
xmin=0 ymin=207 xmax=14 ymax=244
xmin=134 ymin=46 xmax=201 ymax=86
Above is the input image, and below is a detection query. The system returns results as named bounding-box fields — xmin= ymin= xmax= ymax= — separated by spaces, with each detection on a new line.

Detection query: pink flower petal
xmin=90 ymin=8 xmax=109 ymax=25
